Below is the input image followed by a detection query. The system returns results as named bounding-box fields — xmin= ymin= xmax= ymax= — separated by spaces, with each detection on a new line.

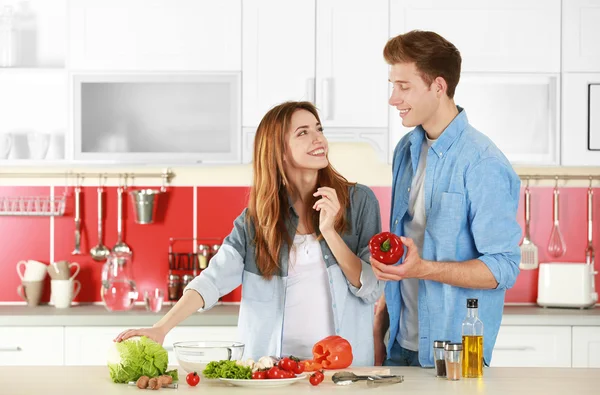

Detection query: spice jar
xmin=433 ymin=340 xmax=451 ymax=377
xmin=198 ymin=244 xmax=210 ymax=270
xmin=167 ymin=274 xmax=180 ymax=301
xmin=444 ymin=343 xmax=463 ymax=381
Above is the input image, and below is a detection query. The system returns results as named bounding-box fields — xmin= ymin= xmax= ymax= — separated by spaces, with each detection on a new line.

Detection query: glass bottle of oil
xmin=462 ymin=298 xmax=483 ymax=378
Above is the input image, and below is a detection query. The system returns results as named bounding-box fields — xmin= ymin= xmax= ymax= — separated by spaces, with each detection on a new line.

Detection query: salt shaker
xmin=444 ymin=343 xmax=463 ymax=381
xmin=167 ymin=274 xmax=180 ymax=301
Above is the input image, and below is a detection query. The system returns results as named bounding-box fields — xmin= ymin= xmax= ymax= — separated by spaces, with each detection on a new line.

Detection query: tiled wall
xmin=2 ymin=185 xmax=599 ymax=305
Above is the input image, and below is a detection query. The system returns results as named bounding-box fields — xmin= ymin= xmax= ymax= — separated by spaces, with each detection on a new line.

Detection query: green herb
xmin=203 ymin=360 xmax=252 ymax=379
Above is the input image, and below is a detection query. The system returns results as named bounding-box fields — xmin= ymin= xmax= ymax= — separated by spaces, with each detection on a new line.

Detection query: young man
xmin=371 ymin=30 xmax=521 ymax=367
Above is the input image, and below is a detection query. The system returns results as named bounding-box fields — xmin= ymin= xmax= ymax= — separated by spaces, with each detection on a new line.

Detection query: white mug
xmin=50 ymin=279 xmax=81 ymax=309
xmin=26 ymin=132 xmax=50 ymax=160
xmin=0 ymin=132 xmax=12 ymax=159
xmin=16 ymin=260 xmax=48 ymax=281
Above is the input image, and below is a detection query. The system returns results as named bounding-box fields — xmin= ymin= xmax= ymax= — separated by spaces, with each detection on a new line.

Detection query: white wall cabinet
xmin=562 ymin=0 xmax=600 ymax=72
xmin=68 ymin=0 xmax=241 ymax=71
xmin=242 ymin=0 xmax=389 ymax=163
xmin=389 ymin=0 xmax=561 ymax=73
xmin=572 ymin=326 xmax=600 ymax=368
xmin=0 ymin=327 xmax=64 ymax=366
xmin=492 ymin=325 xmax=572 ymax=368
xmin=64 ymin=326 xmax=239 ymax=366
xmin=561 ymin=73 xmax=600 ymax=166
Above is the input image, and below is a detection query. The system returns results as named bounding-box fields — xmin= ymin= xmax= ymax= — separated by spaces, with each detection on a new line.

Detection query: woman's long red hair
xmin=247 ymin=101 xmax=354 ymax=279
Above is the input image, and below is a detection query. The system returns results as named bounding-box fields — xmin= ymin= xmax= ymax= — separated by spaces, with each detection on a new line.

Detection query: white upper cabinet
xmin=389 ymin=0 xmax=561 ymax=73
xmin=315 ymin=0 xmax=389 ymax=128
xmin=68 ymin=0 xmax=241 ymax=71
xmin=561 ymin=73 xmax=600 ymax=166
xmin=242 ymin=0 xmax=316 ymax=128
xmin=242 ymin=0 xmax=389 ymax=163
xmin=563 ymin=0 xmax=600 ymax=72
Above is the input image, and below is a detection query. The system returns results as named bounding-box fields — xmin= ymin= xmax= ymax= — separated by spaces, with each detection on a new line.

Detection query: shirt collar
xmin=409 ymin=106 xmax=468 ymax=158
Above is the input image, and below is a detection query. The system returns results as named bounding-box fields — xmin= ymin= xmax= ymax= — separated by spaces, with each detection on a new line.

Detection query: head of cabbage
xmin=107 ymin=336 xmax=178 ymax=383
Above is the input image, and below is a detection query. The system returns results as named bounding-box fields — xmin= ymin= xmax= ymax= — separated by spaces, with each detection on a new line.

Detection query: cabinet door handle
xmin=321 ymin=78 xmax=335 ymax=120
xmin=495 ymin=346 xmax=535 ymax=351
xmin=0 ymin=346 xmax=22 ymax=352
xmin=305 ymin=78 xmax=315 ymax=104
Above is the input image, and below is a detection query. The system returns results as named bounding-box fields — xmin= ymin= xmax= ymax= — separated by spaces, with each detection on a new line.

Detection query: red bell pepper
xmin=369 ymin=231 xmax=404 ymax=265
xmin=302 ymin=336 xmax=353 ymax=371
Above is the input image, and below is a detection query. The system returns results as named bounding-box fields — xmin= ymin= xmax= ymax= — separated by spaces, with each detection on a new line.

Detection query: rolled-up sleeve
xmin=466 ymin=158 xmax=522 ymax=290
xmin=347 ymin=187 xmax=385 ymax=304
xmin=184 ymin=209 xmax=247 ymax=309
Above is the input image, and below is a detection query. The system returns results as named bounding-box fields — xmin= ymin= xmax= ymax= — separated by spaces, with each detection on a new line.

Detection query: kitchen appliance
xmin=537 ymin=262 xmax=598 ymax=308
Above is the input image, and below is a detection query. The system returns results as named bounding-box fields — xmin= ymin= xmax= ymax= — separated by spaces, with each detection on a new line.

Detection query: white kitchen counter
xmin=0 ymin=366 xmax=597 ymax=395
xmin=0 ymin=304 xmax=240 ymax=327
xmin=0 ymin=304 xmax=598 ymax=327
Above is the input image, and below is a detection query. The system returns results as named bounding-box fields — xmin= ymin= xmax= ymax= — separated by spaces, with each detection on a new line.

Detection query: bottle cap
xmin=467 ymin=298 xmax=478 ymax=308
xmin=445 ymin=343 xmax=463 ymax=351
xmin=433 ymin=340 xmax=451 ymax=348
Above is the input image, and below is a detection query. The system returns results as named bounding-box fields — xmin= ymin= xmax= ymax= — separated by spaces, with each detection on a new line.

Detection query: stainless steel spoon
xmin=90 ymin=186 xmax=110 ymax=261
xmin=112 ymin=186 xmax=132 ymax=255
xmin=331 ymin=371 xmax=404 ymax=386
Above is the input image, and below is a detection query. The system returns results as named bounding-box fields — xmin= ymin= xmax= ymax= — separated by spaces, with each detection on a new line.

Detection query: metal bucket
xmin=129 ymin=189 xmax=161 ymax=224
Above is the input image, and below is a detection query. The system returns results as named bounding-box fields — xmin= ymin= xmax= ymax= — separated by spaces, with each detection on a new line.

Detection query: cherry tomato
xmin=267 ymin=366 xmax=284 ymax=380
xmin=292 ymin=361 xmax=305 ymax=375
xmin=186 ymin=372 xmax=200 ymax=386
xmin=280 ymin=369 xmax=295 ymax=379
xmin=278 ymin=357 xmax=297 ymax=372
xmin=252 ymin=370 xmax=267 ymax=380
xmin=309 ymin=373 xmax=323 ymax=386
xmin=314 ymin=370 xmax=324 ymax=381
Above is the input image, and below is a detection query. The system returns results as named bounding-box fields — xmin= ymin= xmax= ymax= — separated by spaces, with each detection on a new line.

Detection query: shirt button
xmin=333 ymin=304 xmax=336 ymax=309
xmin=394 ymin=219 xmax=399 ymax=225
xmin=407 ymin=187 xmax=411 ymax=192
xmin=329 ymin=279 xmax=333 ymax=284
xmin=324 ymin=254 xmax=329 ymax=259
xmin=335 ymin=329 xmax=340 ymax=334
xmin=439 ymin=152 xmax=443 ymax=157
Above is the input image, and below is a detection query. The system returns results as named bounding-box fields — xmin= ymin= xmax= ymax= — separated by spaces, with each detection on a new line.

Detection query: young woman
xmin=115 ymin=101 xmax=383 ymax=365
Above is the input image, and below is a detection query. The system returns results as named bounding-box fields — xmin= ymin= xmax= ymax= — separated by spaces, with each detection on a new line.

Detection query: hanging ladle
xmin=90 ymin=176 xmax=110 ymax=262
xmin=547 ymin=177 xmax=567 ymax=258
xmin=112 ymin=175 xmax=132 ymax=255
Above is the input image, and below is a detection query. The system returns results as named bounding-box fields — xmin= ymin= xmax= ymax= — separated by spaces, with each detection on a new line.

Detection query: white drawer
xmin=572 ymin=326 xmax=600 ymax=368
xmin=0 ymin=327 xmax=64 ymax=366
xmin=64 ymin=326 xmax=239 ymax=366
xmin=492 ymin=325 xmax=571 ymax=367
xmin=64 ymin=326 xmax=129 ymax=366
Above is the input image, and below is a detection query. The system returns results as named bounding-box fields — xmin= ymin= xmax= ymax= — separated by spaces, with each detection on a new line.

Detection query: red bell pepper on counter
xmin=302 ymin=335 xmax=353 ymax=371
xmin=368 ymin=231 xmax=404 ymax=265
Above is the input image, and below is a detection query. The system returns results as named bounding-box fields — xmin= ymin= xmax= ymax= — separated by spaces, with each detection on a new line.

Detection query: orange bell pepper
xmin=302 ymin=335 xmax=353 ymax=371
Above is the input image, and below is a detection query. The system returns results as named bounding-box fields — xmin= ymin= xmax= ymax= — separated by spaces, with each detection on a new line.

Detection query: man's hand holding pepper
xmin=370 ymin=236 xmax=432 ymax=281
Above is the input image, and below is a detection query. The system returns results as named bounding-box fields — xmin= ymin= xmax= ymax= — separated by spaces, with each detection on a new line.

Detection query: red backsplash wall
xmin=1 ymin=185 xmax=598 ymax=305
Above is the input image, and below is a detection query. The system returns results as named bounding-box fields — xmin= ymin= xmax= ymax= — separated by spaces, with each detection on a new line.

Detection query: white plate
xmin=218 ymin=374 xmax=307 ymax=387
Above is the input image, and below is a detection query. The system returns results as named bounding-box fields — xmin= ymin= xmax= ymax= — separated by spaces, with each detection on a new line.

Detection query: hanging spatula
xmin=519 ymin=181 xmax=539 ymax=270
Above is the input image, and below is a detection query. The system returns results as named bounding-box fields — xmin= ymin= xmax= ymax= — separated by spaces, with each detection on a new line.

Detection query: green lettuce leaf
xmin=107 ymin=336 xmax=174 ymax=383
xmin=203 ymin=360 xmax=252 ymax=379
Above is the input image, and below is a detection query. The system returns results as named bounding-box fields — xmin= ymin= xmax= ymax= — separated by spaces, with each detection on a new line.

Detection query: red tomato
xmin=186 ymin=372 xmax=200 ymax=386
xmin=292 ymin=362 xmax=305 ymax=375
xmin=278 ymin=357 xmax=297 ymax=372
xmin=267 ymin=366 xmax=284 ymax=380
xmin=280 ymin=370 xmax=295 ymax=379
xmin=252 ymin=370 xmax=267 ymax=380
xmin=309 ymin=372 xmax=324 ymax=386
xmin=314 ymin=370 xmax=324 ymax=381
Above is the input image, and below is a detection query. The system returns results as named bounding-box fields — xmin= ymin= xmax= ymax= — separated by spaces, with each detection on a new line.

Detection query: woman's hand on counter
xmin=113 ymin=326 xmax=167 ymax=345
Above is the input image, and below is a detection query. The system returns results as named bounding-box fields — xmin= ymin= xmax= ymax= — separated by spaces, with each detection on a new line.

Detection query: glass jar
xmin=101 ymin=251 xmax=138 ymax=311
xmin=444 ymin=343 xmax=463 ymax=381
xmin=433 ymin=340 xmax=451 ymax=377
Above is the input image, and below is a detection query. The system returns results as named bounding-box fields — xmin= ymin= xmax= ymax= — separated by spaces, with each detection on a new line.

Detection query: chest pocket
xmin=428 ymin=192 xmax=465 ymax=245
xmin=242 ymin=270 xmax=276 ymax=302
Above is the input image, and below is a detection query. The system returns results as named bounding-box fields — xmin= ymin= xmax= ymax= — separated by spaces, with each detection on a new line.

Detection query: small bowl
xmin=173 ymin=341 xmax=245 ymax=373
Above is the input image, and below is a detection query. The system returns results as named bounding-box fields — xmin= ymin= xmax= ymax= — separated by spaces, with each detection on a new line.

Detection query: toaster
xmin=537 ymin=262 xmax=598 ymax=309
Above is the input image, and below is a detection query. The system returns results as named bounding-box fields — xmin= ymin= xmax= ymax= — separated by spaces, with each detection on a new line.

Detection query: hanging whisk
xmin=547 ymin=177 xmax=567 ymax=258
